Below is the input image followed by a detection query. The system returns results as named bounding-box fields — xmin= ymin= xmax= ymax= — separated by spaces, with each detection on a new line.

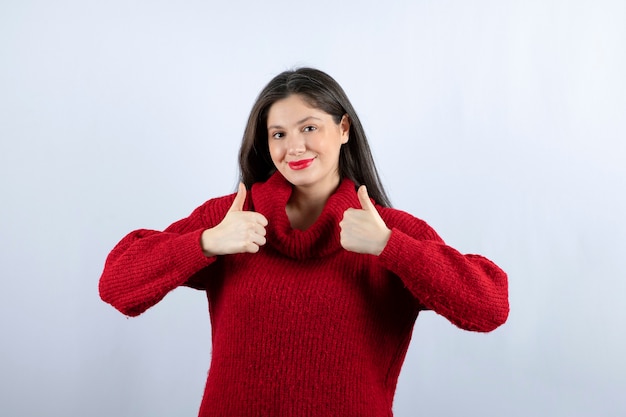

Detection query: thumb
xmin=357 ymin=185 xmax=375 ymax=210
xmin=228 ymin=182 xmax=247 ymax=212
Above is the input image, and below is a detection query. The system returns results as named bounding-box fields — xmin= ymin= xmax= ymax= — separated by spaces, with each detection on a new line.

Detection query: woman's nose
xmin=287 ymin=133 xmax=306 ymax=155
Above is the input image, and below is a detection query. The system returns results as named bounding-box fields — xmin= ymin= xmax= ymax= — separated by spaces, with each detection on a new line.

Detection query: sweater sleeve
xmin=377 ymin=209 xmax=509 ymax=332
xmin=98 ymin=195 xmax=233 ymax=317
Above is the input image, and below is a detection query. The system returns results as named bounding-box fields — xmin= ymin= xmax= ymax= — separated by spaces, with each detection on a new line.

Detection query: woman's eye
xmin=271 ymin=132 xmax=284 ymax=139
xmin=303 ymin=126 xmax=317 ymax=132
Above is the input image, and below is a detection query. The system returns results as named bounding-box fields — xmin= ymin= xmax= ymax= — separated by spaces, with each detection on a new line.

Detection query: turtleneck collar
xmin=251 ymin=172 xmax=360 ymax=260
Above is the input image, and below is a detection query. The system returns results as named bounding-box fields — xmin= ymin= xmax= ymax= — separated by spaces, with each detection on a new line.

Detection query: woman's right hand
xmin=201 ymin=183 xmax=268 ymax=256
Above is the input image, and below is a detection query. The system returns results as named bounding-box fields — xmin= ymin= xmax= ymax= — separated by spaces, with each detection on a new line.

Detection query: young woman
xmin=99 ymin=67 xmax=509 ymax=416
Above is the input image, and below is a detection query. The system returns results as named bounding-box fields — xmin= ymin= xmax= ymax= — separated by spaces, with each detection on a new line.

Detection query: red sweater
xmin=99 ymin=172 xmax=509 ymax=416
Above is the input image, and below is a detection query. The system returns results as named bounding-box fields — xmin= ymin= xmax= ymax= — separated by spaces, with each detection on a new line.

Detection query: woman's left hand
xmin=340 ymin=185 xmax=392 ymax=256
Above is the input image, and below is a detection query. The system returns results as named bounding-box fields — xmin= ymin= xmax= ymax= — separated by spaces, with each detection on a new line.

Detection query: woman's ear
xmin=340 ymin=114 xmax=351 ymax=144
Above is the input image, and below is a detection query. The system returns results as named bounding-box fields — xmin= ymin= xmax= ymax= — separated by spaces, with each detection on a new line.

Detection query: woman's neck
xmin=286 ymin=181 xmax=340 ymax=230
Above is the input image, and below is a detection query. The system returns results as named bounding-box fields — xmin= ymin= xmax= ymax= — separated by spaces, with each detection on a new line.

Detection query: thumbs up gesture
xmin=340 ymin=185 xmax=391 ymax=256
xmin=201 ymin=183 xmax=268 ymax=256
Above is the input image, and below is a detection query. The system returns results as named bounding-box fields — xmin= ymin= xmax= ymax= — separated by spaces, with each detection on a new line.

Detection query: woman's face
xmin=267 ymin=94 xmax=350 ymax=196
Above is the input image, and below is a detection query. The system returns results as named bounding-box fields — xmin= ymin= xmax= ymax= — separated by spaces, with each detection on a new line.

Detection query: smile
xmin=288 ymin=158 xmax=315 ymax=170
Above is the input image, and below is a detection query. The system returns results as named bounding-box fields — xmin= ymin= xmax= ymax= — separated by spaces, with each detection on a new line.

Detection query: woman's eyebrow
xmin=268 ymin=116 xmax=322 ymax=130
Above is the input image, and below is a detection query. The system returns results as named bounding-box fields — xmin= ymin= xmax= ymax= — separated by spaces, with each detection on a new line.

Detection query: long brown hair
xmin=238 ymin=67 xmax=391 ymax=207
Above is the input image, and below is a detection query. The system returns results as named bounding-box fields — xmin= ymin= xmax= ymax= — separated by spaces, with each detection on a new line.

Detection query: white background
xmin=1 ymin=0 xmax=625 ymax=416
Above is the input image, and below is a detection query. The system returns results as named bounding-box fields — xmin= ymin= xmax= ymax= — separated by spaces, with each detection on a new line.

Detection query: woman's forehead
xmin=266 ymin=95 xmax=330 ymax=128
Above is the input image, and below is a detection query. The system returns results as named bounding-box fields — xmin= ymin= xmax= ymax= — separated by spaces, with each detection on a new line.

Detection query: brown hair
xmin=238 ymin=67 xmax=391 ymax=207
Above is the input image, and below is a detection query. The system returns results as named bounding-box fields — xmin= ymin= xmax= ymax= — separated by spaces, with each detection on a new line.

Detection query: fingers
xmin=246 ymin=225 xmax=267 ymax=252
xmin=340 ymin=186 xmax=390 ymax=255
xmin=228 ymin=182 xmax=246 ymax=212
xmin=251 ymin=221 xmax=267 ymax=241
xmin=255 ymin=212 xmax=269 ymax=227
xmin=240 ymin=211 xmax=268 ymax=227
xmin=357 ymin=185 xmax=374 ymax=210
xmin=227 ymin=183 xmax=268 ymax=226
xmin=202 ymin=211 xmax=268 ymax=256
xmin=235 ymin=215 xmax=267 ymax=253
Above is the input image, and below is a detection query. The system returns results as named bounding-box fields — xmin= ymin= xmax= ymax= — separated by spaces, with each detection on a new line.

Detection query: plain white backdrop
xmin=1 ymin=0 xmax=625 ymax=416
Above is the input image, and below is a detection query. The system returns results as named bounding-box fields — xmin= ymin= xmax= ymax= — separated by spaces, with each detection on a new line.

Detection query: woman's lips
xmin=288 ymin=158 xmax=315 ymax=170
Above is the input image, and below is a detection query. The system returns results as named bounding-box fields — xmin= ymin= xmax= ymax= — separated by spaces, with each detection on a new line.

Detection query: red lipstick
xmin=288 ymin=158 xmax=315 ymax=170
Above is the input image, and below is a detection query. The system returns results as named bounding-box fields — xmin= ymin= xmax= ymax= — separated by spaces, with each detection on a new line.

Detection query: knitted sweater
xmin=99 ymin=172 xmax=509 ymax=416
